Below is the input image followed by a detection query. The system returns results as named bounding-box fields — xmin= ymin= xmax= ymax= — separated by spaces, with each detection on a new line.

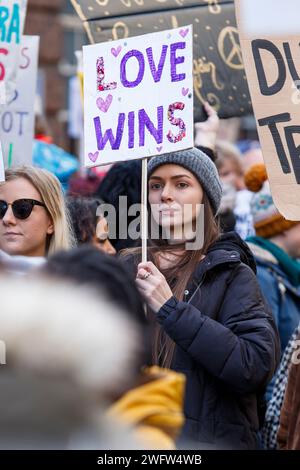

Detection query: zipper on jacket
xmin=186 ymin=273 xmax=207 ymax=305
xmin=184 ymin=290 xmax=189 ymax=302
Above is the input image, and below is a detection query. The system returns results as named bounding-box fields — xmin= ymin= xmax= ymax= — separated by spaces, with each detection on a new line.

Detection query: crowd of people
xmin=0 ymin=103 xmax=300 ymax=450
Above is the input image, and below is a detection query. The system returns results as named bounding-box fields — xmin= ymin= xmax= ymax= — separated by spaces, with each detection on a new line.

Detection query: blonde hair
xmin=4 ymin=166 xmax=75 ymax=255
xmin=215 ymin=140 xmax=244 ymax=176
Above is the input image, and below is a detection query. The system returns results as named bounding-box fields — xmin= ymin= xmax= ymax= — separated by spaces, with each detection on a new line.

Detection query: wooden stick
xmin=141 ymin=157 xmax=148 ymax=264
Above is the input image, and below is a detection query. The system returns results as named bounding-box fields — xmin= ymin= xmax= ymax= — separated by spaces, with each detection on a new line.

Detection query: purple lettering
xmin=1 ymin=111 xmax=12 ymax=132
xmin=146 ymin=45 xmax=168 ymax=83
xmin=139 ymin=106 xmax=163 ymax=147
xmin=170 ymin=42 xmax=186 ymax=82
xmin=93 ymin=113 xmax=125 ymax=150
xmin=17 ymin=111 xmax=28 ymax=135
xmin=128 ymin=111 xmax=135 ymax=149
xmin=120 ymin=50 xmax=145 ymax=88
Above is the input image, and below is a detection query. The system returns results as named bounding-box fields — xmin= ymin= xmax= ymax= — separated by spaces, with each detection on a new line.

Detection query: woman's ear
xmin=47 ymin=219 xmax=54 ymax=235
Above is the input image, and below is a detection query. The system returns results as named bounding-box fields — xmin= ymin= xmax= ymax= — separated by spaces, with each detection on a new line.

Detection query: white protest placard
xmin=83 ymin=26 xmax=194 ymax=167
xmin=0 ymin=0 xmax=28 ymax=105
xmin=0 ymin=140 xmax=4 ymax=181
xmin=238 ymin=0 xmax=300 ymax=36
xmin=0 ymin=35 xmax=39 ymax=167
xmin=236 ymin=0 xmax=300 ymax=220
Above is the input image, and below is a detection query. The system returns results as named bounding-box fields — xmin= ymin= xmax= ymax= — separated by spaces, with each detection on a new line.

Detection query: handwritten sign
xmin=236 ymin=0 xmax=300 ymax=220
xmin=72 ymin=0 xmax=252 ymax=122
xmin=0 ymin=140 xmax=4 ymax=181
xmin=0 ymin=35 xmax=39 ymax=168
xmin=71 ymin=0 xmax=220 ymax=20
xmin=83 ymin=26 xmax=193 ymax=167
xmin=0 ymin=0 xmax=28 ymax=105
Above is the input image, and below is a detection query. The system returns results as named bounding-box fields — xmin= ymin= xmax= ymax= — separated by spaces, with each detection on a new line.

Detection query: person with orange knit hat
xmin=245 ymin=163 xmax=300 ymax=400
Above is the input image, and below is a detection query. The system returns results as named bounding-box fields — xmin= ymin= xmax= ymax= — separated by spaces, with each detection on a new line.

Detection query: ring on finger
xmin=142 ymin=272 xmax=151 ymax=280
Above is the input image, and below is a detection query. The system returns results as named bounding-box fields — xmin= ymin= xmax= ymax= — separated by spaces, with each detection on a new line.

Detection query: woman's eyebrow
xmin=171 ymin=175 xmax=192 ymax=180
xmin=149 ymin=174 xmax=192 ymax=180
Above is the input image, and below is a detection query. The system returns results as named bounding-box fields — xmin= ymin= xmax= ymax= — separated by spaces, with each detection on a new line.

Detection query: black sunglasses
xmin=0 ymin=199 xmax=46 ymax=220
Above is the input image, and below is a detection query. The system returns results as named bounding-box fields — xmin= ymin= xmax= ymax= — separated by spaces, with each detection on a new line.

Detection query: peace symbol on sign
xmin=218 ymin=26 xmax=244 ymax=70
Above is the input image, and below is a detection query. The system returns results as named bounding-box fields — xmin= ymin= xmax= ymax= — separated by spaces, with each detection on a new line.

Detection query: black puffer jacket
xmin=156 ymin=233 xmax=280 ymax=449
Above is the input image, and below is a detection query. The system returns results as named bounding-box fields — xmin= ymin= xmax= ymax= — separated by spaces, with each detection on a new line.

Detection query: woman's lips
xmin=159 ymin=207 xmax=179 ymax=214
xmin=3 ymin=232 xmax=22 ymax=237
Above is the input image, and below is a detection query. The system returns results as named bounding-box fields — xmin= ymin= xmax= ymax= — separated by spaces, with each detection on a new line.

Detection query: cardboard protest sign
xmin=0 ymin=0 xmax=28 ymax=105
xmin=0 ymin=35 xmax=39 ymax=167
xmin=83 ymin=26 xmax=194 ymax=167
xmin=0 ymin=140 xmax=4 ymax=181
xmin=236 ymin=0 xmax=300 ymax=220
xmin=71 ymin=0 xmax=252 ymax=122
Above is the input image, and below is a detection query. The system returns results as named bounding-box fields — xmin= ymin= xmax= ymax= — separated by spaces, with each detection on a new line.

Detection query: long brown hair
xmin=122 ymin=192 xmax=220 ymax=369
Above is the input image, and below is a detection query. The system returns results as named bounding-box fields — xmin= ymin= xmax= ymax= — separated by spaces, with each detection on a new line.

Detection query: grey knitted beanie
xmin=148 ymin=147 xmax=222 ymax=215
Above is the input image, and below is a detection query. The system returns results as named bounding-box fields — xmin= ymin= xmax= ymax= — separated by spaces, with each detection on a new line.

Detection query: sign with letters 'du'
xmin=236 ymin=0 xmax=300 ymax=220
xmin=83 ymin=26 xmax=193 ymax=167
xmin=0 ymin=35 xmax=39 ymax=168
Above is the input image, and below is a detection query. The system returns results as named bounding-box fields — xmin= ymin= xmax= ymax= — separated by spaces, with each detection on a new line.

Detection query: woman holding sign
xmin=0 ymin=166 xmax=74 ymax=258
xmin=123 ymin=147 xmax=280 ymax=449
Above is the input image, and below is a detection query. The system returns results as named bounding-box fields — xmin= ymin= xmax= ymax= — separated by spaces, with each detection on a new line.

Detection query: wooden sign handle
xmin=141 ymin=157 xmax=148 ymax=264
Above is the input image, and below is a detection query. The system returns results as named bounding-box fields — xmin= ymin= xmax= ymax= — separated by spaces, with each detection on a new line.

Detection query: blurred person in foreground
xmin=0 ymin=277 xmax=140 ymax=449
xmin=43 ymin=246 xmax=185 ymax=449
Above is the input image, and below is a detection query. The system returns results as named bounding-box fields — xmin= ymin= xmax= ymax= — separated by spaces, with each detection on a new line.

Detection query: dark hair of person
xmin=219 ymin=209 xmax=236 ymax=233
xmin=66 ymin=197 xmax=103 ymax=245
xmin=95 ymin=160 xmax=142 ymax=251
xmin=43 ymin=246 xmax=151 ymax=368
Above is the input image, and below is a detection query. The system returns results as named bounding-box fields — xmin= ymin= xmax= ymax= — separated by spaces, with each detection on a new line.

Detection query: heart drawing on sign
xmin=96 ymin=94 xmax=113 ymax=113
xmin=88 ymin=151 xmax=99 ymax=163
xmin=179 ymin=28 xmax=189 ymax=38
xmin=156 ymin=146 xmax=163 ymax=153
xmin=182 ymin=87 xmax=189 ymax=96
xmin=111 ymin=46 xmax=122 ymax=57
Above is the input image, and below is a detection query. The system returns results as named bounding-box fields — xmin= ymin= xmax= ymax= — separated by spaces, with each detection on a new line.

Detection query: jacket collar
xmin=193 ymin=248 xmax=242 ymax=283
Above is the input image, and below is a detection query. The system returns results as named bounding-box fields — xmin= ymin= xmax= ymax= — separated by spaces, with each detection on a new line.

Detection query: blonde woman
xmin=0 ymin=166 xmax=74 ymax=257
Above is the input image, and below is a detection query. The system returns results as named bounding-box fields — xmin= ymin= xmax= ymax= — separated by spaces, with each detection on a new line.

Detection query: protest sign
xmin=0 ymin=35 xmax=39 ymax=167
xmin=72 ymin=0 xmax=252 ymax=122
xmin=83 ymin=26 xmax=194 ymax=167
xmin=236 ymin=0 xmax=300 ymax=220
xmin=0 ymin=0 xmax=28 ymax=105
xmin=0 ymin=140 xmax=4 ymax=181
